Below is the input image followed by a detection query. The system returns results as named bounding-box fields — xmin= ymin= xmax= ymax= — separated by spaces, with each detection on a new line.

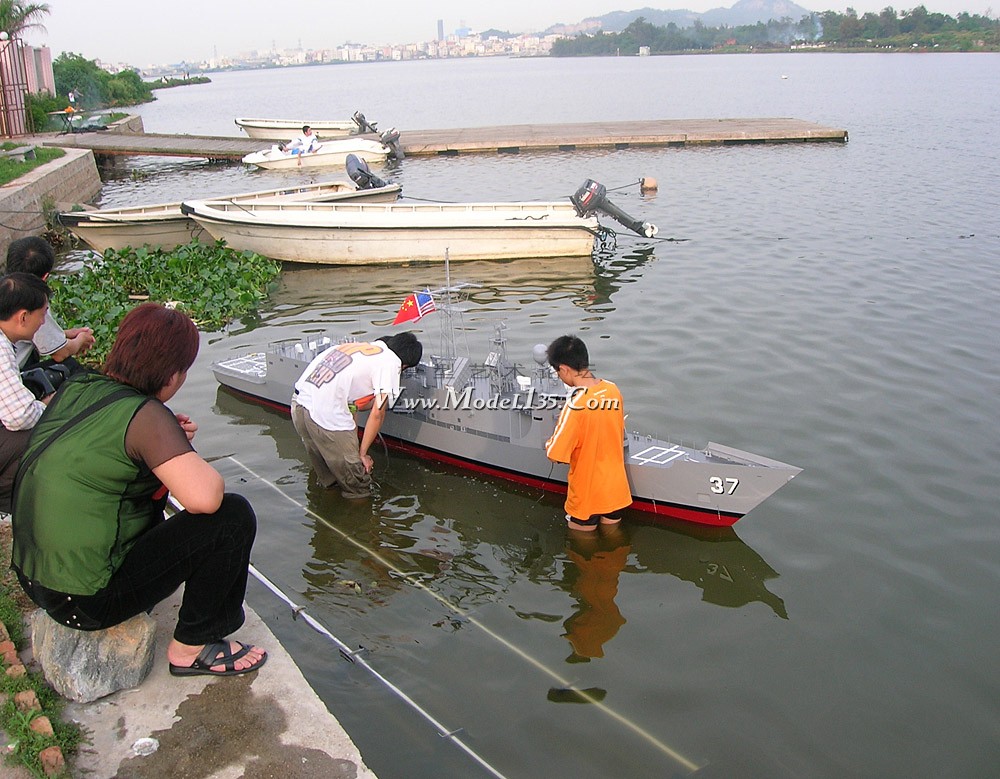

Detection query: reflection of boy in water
xmin=563 ymin=525 xmax=631 ymax=661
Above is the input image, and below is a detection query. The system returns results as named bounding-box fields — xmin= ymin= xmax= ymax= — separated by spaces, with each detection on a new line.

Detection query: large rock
xmin=30 ymin=610 xmax=157 ymax=703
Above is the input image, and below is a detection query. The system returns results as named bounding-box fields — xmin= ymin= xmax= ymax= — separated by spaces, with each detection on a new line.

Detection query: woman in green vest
xmin=11 ymin=303 xmax=267 ymax=677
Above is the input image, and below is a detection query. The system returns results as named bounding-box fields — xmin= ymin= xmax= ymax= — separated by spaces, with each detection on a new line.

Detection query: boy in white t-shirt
xmin=291 ymin=332 xmax=422 ymax=499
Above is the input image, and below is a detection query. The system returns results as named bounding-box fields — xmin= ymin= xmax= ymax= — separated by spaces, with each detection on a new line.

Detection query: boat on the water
xmin=235 ymin=117 xmax=356 ymax=140
xmin=181 ymin=200 xmax=599 ymax=263
xmin=241 ymin=127 xmax=403 ymax=170
xmin=212 ymin=290 xmax=801 ymax=527
xmin=234 ymin=111 xmax=382 ymax=140
xmin=58 ymin=179 xmax=402 ymax=253
xmin=180 ymin=178 xmax=657 ymax=264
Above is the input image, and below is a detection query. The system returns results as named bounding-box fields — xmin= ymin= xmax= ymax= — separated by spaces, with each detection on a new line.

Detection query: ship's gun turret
xmin=570 ymin=179 xmax=658 ymax=239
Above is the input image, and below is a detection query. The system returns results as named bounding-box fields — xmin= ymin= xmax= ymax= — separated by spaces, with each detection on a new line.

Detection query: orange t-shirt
xmin=545 ymin=380 xmax=632 ymax=518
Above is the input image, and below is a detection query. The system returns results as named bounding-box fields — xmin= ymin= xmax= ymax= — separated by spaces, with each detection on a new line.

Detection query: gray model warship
xmin=213 ymin=282 xmax=801 ymax=527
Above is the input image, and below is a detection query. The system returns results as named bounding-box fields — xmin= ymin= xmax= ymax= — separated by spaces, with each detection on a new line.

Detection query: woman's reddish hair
xmin=104 ymin=303 xmax=199 ymax=395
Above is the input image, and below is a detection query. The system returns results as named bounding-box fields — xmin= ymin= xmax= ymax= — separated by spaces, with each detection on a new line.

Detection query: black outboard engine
xmin=352 ymin=111 xmax=379 ymax=134
xmin=380 ymin=128 xmax=404 ymax=161
xmin=346 ymin=153 xmax=388 ymax=190
xmin=570 ymin=179 xmax=657 ymax=238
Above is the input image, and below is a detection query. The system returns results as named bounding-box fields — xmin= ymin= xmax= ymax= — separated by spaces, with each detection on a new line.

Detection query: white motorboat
xmin=242 ymin=128 xmax=403 ymax=171
xmin=180 ymin=178 xmax=657 ymax=265
xmin=181 ymin=199 xmax=600 ymax=263
xmin=233 ymin=111 xmax=382 ymax=141
xmin=59 ymin=179 xmax=402 ymax=253
xmin=235 ymin=117 xmax=357 ymax=140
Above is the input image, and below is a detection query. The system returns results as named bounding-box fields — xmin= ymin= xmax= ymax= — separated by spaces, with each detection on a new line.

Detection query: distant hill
xmin=547 ymin=0 xmax=814 ymax=34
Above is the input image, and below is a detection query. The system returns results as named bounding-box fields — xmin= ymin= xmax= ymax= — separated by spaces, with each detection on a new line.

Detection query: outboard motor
xmin=570 ymin=179 xmax=657 ymax=238
xmin=346 ymin=153 xmax=388 ymax=190
xmin=352 ymin=111 xmax=379 ymax=134
xmin=380 ymin=128 xmax=404 ymax=161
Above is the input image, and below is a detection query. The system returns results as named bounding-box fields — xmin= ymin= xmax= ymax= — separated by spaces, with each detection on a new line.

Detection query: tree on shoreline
xmin=551 ymin=7 xmax=1000 ymax=55
xmin=0 ymin=0 xmax=49 ymax=39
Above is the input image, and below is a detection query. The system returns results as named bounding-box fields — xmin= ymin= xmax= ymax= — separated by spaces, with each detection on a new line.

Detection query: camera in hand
xmin=20 ymin=363 xmax=71 ymax=399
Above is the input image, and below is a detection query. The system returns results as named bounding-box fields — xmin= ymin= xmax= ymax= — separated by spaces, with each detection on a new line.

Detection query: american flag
xmin=392 ymin=290 xmax=437 ymax=324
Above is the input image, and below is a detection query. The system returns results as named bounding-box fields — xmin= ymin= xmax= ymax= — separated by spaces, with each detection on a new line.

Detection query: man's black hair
xmin=546 ymin=335 xmax=589 ymax=372
xmin=378 ymin=332 xmax=423 ymax=369
xmin=0 ymin=272 xmax=50 ymax=321
xmin=5 ymin=236 xmax=56 ymax=278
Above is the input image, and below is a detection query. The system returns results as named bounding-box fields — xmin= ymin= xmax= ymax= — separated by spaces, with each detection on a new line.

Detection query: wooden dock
xmin=39 ymin=118 xmax=846 ymax=161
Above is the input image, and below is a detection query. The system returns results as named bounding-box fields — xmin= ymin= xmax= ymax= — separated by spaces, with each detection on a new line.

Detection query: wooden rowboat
xmin=59 ymin=180 xmax=402 ymax=253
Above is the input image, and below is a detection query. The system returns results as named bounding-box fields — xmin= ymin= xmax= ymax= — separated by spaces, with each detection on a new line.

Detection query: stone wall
xmin=0 ymin=148 xmax=102 ymax=257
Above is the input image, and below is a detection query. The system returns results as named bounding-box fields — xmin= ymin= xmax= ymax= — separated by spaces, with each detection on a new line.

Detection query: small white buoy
xmin=781 ymin=74 xmax=788 ymax=79
xmin=639 ymin=176 xmax=658 ymax=193
xmin=132 ymin=737 xmax=159 ymax=756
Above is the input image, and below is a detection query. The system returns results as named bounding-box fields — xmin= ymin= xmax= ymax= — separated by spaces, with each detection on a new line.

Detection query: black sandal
xmin=169 ymin=640 xmax=268 ymax=677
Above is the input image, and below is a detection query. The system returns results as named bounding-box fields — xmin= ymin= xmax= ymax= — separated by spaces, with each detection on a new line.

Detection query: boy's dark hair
xmin=5 ymin=236 xmax=56 ymax=278
xmin=0 ymin=272 xmax=50 ymax=321
xmin=547 ymin=335 xmax=589 ymax=371
xmin=378 ymin=332 xmax=423 ymax=369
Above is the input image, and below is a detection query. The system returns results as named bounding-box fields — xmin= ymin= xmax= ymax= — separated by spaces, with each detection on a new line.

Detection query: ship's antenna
xmin=428 ymin=249 xmax=476 ymax=363
xmin=442 ymin=248 xmax=455 ymax=360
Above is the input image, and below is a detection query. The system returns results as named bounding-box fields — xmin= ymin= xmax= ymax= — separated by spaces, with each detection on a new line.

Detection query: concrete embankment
xmin=0 ymin=146 xmax=102 ymax=255
xmin=64 ymin=589 xmax=378 ymax=778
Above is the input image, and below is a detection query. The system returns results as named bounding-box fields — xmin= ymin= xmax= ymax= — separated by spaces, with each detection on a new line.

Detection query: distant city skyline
xmin=31 ymin=0 xmax=997 ymax=68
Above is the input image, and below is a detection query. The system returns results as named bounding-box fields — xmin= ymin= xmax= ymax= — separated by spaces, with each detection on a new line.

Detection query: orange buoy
xmin=640 ymin=176 xmax=657 ymax=193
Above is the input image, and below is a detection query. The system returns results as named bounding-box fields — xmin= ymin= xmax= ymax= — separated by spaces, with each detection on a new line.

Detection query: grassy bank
xmin=0 ymin=147 xmax=65 ymax=188
xmin=0 ymin=524 xmax=80 ymax=778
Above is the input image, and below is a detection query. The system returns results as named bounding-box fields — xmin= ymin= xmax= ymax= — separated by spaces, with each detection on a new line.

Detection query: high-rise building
xmin=437 ymin=19 xmax=444 ymax=42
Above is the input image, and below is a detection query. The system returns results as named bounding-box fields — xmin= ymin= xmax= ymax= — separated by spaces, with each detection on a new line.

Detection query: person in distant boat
xmin=5 ymin=236 xmax=96 ymax=371
xmin=11 ymin=303 xmax=268 ymax=678
xmin=291 ymin=332 xmax=422 ymax=499
xmin=545 ymin=335 xmax=632 ymax=532
xmin=284 ymin=124 xmax=321 ymax=156
xmin=0 ymin=273 xmax=52 ymax=512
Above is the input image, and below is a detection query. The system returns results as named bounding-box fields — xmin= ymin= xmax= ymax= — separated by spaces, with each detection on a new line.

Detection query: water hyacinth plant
xmin=48 ymin=240 xmax=282 ymax=365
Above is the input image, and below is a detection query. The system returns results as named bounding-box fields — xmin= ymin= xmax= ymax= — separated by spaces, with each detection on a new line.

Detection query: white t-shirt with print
xmin=293 ymin=340 xmax=402 ymax=432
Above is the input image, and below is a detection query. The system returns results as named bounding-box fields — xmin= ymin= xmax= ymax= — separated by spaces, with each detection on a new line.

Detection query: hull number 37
xmin=709 ymin=477 xmax=740 ymax=495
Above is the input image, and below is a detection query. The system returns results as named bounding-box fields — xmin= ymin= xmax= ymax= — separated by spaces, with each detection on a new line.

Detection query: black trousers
xmin=0 ymin=427 xmax=31 ymax=514
xmin=17 ymin=493 xmax=257 ymax=646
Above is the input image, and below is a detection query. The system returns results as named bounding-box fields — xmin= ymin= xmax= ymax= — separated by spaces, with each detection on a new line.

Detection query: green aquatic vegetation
xmin=48 ymin=240 xmax=282 ymax=365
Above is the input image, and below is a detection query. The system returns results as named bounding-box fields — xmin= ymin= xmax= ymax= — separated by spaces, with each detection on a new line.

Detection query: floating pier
xmin=40 ymin=118 xmax=846 ymax=161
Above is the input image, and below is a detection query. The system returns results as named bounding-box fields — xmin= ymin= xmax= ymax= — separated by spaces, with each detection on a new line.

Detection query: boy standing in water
xmin=545 ymin=335 xmax=632 ymax=531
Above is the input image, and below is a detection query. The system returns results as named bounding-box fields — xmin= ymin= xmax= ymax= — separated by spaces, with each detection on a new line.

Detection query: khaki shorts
xmin=291 ymin=402 xmax=371 ymax=499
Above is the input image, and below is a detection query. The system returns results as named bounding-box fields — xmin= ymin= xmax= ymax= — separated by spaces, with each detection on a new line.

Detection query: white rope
xmin=167 ymin=494 xmax=507 ymax=778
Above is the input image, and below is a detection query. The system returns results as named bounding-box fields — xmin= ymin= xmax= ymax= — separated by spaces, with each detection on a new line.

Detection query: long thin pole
xmin=166 ymin=494 xmax=507 ymax=778
xmin=247 ymin=563 xmax=509 ymax=779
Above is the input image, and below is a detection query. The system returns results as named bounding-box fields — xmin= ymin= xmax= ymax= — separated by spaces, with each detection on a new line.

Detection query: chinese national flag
xmin=392 ymin=290 xmax=436 ymax=324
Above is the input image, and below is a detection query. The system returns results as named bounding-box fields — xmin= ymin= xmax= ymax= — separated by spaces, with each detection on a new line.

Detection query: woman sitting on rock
xmin=10 ymin=302 xmax=266 ymax=677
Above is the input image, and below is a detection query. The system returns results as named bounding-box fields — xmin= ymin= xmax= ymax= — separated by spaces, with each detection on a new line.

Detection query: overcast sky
xmin=25 ymin=1 xmax=995 ymax=67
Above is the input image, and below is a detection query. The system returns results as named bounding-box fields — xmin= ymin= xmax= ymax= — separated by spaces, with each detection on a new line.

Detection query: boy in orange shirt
xmin=545 ymin=335 xmax=632 ymax=531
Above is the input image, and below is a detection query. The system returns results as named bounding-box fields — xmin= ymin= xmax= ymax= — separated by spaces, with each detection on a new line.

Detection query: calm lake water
xmin=80 ymin=53 xmax=1000 ymax=778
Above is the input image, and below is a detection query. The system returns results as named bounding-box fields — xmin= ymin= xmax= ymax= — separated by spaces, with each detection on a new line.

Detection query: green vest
xmin=11 ymin=373 xmax=159 ymax=595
